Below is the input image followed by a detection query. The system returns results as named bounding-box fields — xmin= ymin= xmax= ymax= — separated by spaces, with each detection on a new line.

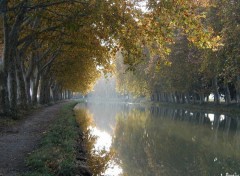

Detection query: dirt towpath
xmin=0 ymin=102 xmax=67 ymax=176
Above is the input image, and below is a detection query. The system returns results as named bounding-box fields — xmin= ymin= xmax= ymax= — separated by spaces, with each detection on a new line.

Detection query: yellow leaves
xmin=131 ymin=0 xmax=218 ymax=54
xmin=51 ymin=35 xmax=103 ymax=93
xmin=164 ymin=61 xmax=172 ymax=66
xmin=187 ymin=27 xmax=222 ymax=50
xmin=48 ymin=0 xmax=121 ymax=94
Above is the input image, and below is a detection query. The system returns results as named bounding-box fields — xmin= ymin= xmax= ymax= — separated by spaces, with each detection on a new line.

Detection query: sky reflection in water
xmin=88 ymin=126 xmax=123 ymax=176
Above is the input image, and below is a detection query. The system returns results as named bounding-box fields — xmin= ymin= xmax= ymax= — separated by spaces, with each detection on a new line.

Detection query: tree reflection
xmin=113 ymin=109 xmax=240 ymax=176
xmin=75 ymin=106 xmax=114 ymax=176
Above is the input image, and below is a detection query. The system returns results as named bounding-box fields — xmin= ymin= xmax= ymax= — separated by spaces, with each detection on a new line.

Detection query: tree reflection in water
xmin=75 ymin=105 xmax=115 ymax=176
xmin=113 ymin=108 xmax=240 ymax=176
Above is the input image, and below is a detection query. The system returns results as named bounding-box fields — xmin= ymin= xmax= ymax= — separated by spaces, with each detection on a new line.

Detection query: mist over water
xmin=80 ymin=76 xmax=133 ymax=175
xmin=85 ymin=75 xmax=137 ymax=134
xmin=86 ymin=75 xmax=125 ymax=103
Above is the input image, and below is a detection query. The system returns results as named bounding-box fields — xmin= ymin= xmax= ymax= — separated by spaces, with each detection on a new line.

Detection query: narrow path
xmin=0 ymin=102 xmax=67 ymax=176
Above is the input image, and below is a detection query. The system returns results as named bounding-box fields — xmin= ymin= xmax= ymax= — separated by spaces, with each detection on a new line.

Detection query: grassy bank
xmin=24 ymin=101 xmax=79 ymax=176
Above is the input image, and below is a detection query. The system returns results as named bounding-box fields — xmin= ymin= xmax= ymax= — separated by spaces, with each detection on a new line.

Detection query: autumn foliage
xmin=0 ymin=0 xmax=239 ymax=116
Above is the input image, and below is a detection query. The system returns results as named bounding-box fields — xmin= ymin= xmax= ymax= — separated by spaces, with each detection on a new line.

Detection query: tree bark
xmin=192 ymin=93 xmax=197 ymax=104
xmin=185 ymin=92 xmax=190 ymax=104
xmin=199 ymin=92 xmax=204 ymax=105
xmin=25 ymin=76 xmax=31 ymax=104
xmin=224 ymin=83 xmax=231 ymax=105
xmin=32 ymin=70 xmax=40 ymax=105
xmin=235 ymin=75 xmax=240 ymax=104
xmin=16 ymin=52 xmax=28 ymax=109
xmin=175 ymin=92 xmax=180 ymax=103
xmin=181 ymin=93 xmax=185 ymax=103
xmin=52 ymin=84 xmax=60 ymax=102
xmin=9 ymin=54 xmax=18 ymax=115
xmin=1 ymin=1 xmax=10 ymax=114
xmin=213 ymin=76 xmax=220 ymax=104
xmin=67 ymin=90 xmax=71 ymax=99
xmin=1 ymin=1 xmax=27 ymax=116
xmin=39 ymin=75 xmax=50 ymax=104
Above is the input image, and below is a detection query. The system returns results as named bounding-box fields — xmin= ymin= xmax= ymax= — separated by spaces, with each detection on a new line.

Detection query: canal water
xmin=74 ymin=102 xmax=240 ymax=176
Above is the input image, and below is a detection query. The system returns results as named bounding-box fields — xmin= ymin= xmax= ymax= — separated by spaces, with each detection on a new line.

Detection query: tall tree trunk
xmin=39 ymin=68 xmax=53 ymax=105
xmin=185 ymin=92 xmax=190 ymax=104
xmin=213 ymin=76 xmax=220 ymax=104
xmin=167 ymin=93 xmax=172 ymax=103
xmin=224 ymin=83 xmax=231 ymax=105
xmin=67 ymin=90 xmax=71 ymax=99
xmin=235 ymin=75 xmax=240 ymax=104
xmin=199 ymin=92 xmax=204 ymax=105
xmin=32 ymin=71 xmax=40 ymax=105
xmin=175 ymin=92 xmax=180 ymax=103
xmin=25 ymin=76 xmax=31 ymax=104
xmin=206 ymin=94 xmax=209 ymax=102
xmin=165 ymin=93 xmax=169 ymax=102
xmin=59 ymin=90 xmax=63 ymax=100
xmin=192 ymin=93 xmax=197 ymax=104
xmin=181 ymin=93 xmax=185 ymax=103
xmin=16 ymin=52 xmax=28 ymax=109
xmin=8 ymin=39 xmax=18 ymax=116
xmin=8 ymin=1 xmax=26 ymax=116
xmin=64 ymin=90 xmax=67 ymax=99
xmin=1 ymin=2 xmax=10 ymax=114
xmin=52 ymin=84 xmax=59 ymax=102
xmin=171 ymin=92 xmax=176 ymax=103
xmin=40 ymin=76 xmax=48 ymax=104
xmin=157 ymin=92 xmax=160 ymax=102
xmin=9 ymin=55 xmax=17 ymax=116
xmin=150 ymin=94 xmax=154 ymax=101
xmin=47 ymin=81 xmax=52 ymax=103
xmin=1 ymin=1 xmax=28 ymax=116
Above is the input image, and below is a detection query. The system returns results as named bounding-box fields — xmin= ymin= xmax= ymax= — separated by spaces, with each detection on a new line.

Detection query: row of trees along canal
xmin=0 ymin=0 xmax=238 ymax=117
xmin=115 ymin=0 xmax=240 ymax=105
xmin=0 ymin=0 xmax=130 ymax=117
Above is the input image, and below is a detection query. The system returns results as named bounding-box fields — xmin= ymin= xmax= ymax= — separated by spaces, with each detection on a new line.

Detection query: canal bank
xmin=23 ymin=101 xmax=113 ymax=176
xmin=23 ymin=101 xmax=93 ymax=176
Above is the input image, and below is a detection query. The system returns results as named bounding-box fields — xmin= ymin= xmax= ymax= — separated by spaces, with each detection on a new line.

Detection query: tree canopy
xmin=115 ymin=0 xmax=240 ymax=105
xmin=0 ymin=0 xmax=239 ymax=116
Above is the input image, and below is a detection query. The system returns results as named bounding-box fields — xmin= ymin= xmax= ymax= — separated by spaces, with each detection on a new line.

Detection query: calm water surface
xmin=75 ymin=102 xmax=240 ymax=176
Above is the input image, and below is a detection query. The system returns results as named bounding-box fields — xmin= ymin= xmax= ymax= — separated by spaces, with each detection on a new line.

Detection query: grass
xmin=23 ymin=101 xmax=79 ymax=176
